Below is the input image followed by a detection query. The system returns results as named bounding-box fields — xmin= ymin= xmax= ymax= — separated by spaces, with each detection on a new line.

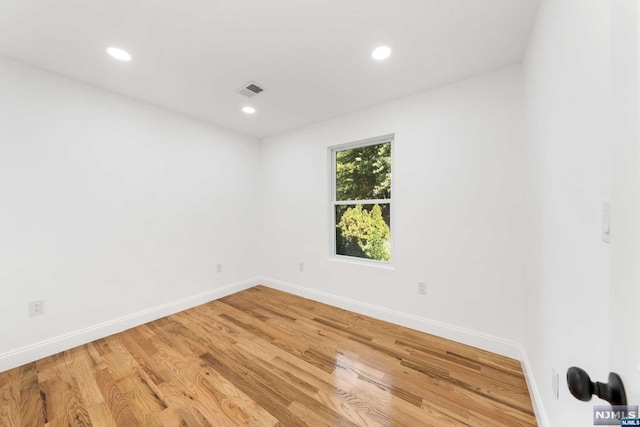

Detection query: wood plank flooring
xmin=0 ymin=285 xmax=537 ymax=426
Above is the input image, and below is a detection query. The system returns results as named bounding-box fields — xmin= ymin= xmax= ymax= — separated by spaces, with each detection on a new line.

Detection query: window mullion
xmin=333 ymin=199 xmax=390 ymax=206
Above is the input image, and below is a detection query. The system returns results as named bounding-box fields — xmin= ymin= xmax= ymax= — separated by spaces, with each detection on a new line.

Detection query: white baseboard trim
xmin=0 ymin=277 xmax=259 ymax=373
xmin=520 ymin=346 xmax=550 ymax=427
xmin=257 ymin=276 xmax=522 ymax=360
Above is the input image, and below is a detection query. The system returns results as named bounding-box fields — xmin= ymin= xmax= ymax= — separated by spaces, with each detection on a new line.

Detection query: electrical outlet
xmin=29 ymin=300 xmax=44 ymax=316
xmin=299 ymin=262 xmax=304 ymax=272
xmin=216 ymin=264 xmax=222 ymax=273
xmin=418 ymin=282 xmax=427 ymax=295
xmin=552 ymin=368 xmax=559 ymax=399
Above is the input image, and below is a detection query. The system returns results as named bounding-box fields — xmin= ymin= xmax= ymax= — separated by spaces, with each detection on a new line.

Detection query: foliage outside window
xmin=332 ymin=137 xmax=392 ymax=263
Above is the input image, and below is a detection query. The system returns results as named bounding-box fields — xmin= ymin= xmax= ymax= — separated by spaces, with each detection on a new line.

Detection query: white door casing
xmin=610 ymin=0 xmax=640 ymax=408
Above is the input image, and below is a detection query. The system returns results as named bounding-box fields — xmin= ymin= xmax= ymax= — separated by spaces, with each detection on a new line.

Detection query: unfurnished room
xmin=0 ymin=1 xmax=639 ymax=426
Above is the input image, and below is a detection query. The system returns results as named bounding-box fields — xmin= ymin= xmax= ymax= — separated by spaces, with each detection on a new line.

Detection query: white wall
xmin=0 ymin=57 xmax=260 ymax=370
xmin=522 ymin=0 xmax=611 ymax=425
xmin=258 ymin=66 xmax=529 ymax=356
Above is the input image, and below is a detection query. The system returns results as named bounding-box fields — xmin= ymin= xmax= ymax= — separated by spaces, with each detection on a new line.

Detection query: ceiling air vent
xmin=237 ymin=81 xmax=265 ymax=98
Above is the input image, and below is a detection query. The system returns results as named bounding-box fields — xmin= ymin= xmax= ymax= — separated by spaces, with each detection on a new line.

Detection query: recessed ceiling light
xmin=371 ymin=46 xmax=391 ymax=61
xmin=242 ymin=106 xmax=256 ymax=114
xmin=106 ymin=46 xmax=132 ymax=62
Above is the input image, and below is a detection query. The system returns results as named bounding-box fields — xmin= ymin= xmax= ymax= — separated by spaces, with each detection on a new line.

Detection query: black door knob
xmin=567 ymin=367 xmax=627 ymax=406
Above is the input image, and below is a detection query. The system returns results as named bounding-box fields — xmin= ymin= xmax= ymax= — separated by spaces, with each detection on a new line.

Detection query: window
xmin=331 ymin=135 xmax=393 ymax=264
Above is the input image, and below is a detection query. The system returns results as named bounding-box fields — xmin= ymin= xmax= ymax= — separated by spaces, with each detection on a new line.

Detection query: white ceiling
xmin=0 ymin=0 xmax=539 ymax=139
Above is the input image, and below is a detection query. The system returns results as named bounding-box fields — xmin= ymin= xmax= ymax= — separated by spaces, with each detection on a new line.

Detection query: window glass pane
xmin=335 ymin=203 xmax=391 ymax=262
xmin=335 ymin=142 xmax=391 ymax=201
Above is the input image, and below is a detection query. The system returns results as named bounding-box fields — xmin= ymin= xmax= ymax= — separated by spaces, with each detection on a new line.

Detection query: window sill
xmin=328 ymin=256 xmax=396 ymax=270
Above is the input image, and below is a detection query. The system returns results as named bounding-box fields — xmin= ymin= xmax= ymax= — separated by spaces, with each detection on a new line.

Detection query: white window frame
xmin=328 ymin=134 xmax=394 ymax=267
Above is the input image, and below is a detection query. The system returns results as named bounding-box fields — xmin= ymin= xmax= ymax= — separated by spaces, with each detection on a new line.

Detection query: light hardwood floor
xmin=0 ymin=285 xmax=537 ymax=426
